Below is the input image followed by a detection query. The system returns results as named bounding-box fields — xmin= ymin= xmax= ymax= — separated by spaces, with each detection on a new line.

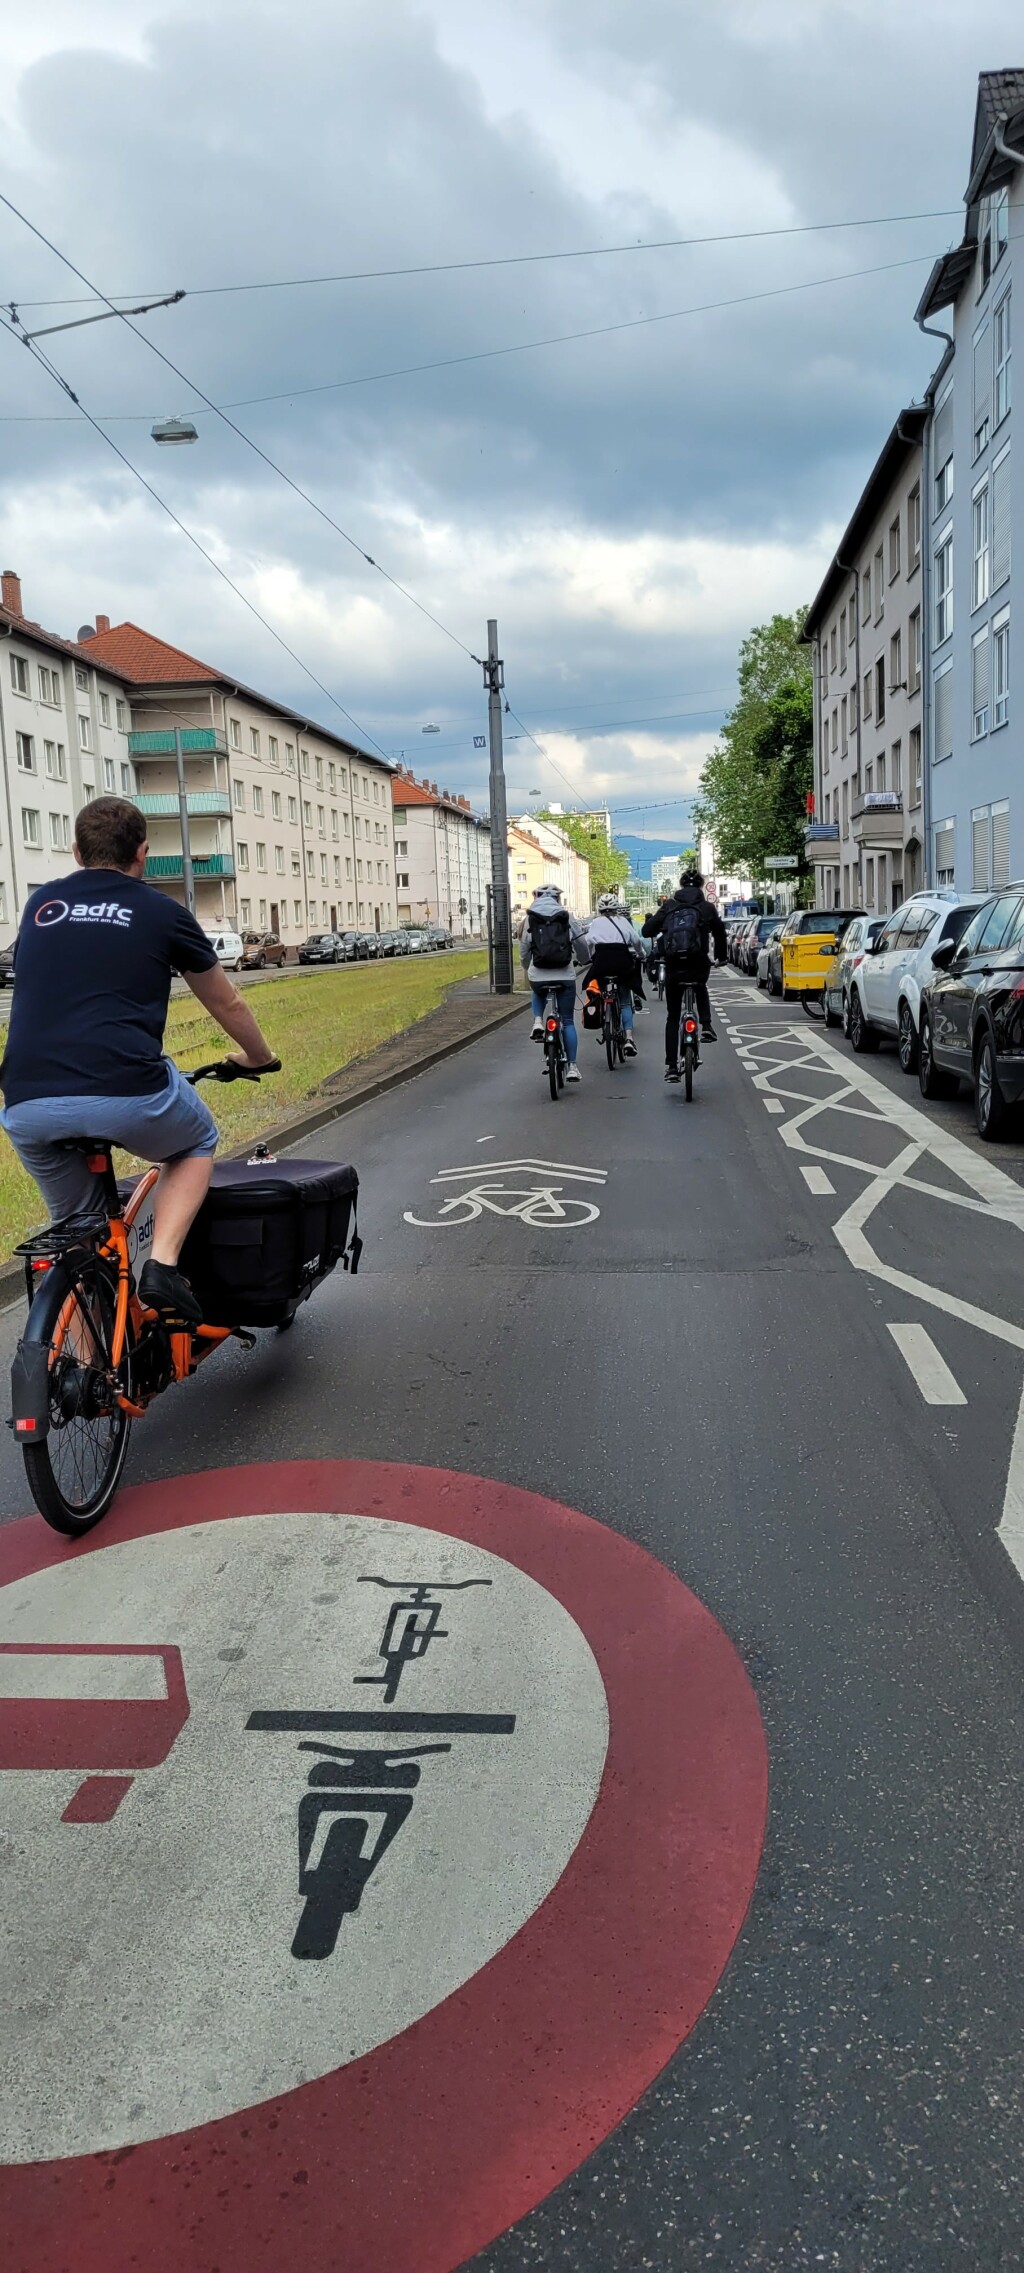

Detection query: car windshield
xmin=794 ymin=912 xmax=851 ymax=936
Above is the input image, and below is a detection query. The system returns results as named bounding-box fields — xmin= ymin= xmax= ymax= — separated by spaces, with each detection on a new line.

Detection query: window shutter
xmin=973 ymin=633 xmax=991 ymax=717
xmin=974 ymin=328 xmax=991 ymax=436
xmin=935 ymin=821 xmax=955 ymax=879
xmin=992 ymin=451 xmax=1011 ymax=588
xmin=934 ymin=668 xmax=953 ymax=761
xmin=934 ymin=390 xmax=953 ymax=469
xmin=973 ymin=812 xmax=989 ymax=890
xmin=993 ymin=803 xmax=1010 ymax=888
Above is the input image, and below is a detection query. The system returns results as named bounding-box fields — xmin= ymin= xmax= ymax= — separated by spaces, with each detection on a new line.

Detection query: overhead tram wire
xmin=2 ymin=249 xmax=945 ymax=426
xmin=0 ymin=319 xmax=394 ymax=762
xmin=8 ymin=204 xmax=963 ymax=308
xmin=0 ymin=188 xmax=480 ymax=667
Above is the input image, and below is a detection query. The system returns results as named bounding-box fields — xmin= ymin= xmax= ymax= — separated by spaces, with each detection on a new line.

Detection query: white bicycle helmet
xmin=596 ymin=891 xmax=622 ymax=912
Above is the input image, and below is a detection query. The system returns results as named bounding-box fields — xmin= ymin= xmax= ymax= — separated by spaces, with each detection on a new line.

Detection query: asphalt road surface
xmin=4 ymin=968 xmax=1024 ymax=2270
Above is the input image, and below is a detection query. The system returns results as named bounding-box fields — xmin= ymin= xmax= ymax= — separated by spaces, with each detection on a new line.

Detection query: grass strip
xmin=0 ymin=952 xmax=487 ymax=1263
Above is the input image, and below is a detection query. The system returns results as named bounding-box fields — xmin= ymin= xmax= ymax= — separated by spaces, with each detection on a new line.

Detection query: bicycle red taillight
xmin=546 ymin=1017 xmax=558 ymax=1033
xmin=684 ymin=1017 xmax=697 ymax=1036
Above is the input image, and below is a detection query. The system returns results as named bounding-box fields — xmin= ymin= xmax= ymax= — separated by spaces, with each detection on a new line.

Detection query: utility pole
xmin=173 ymin=728 xmax=196 ymax=914
xmin=483 ymin=619 xmax=513 ymax=993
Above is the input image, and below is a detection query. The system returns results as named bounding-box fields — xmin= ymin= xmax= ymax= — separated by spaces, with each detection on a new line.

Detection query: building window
xmin=320 ymin=853 xmax=327 ymax=883
xmin=861 ymin=571 xmax=871 ymax=625
xmin=830 ymin=708 xmax=838 ymax=753
xmin=317 ymin=805 xmax=325 ymax=837
xmin=340 ymin=767 xmax=348 ymax=790
xmin=994 ymin=187 xmax=1010 ymax=270
xmin=841 ymin=695 xmax=848 ymax=755
xmin=287 ymin=795 xmax=298 ymax=824
xmin=334 ymin=856 xmax=341 ymax=884
xmin=873 ymin=547 xmax=884 ymax=619
xmin=891 ymin=739 xmax=902 ymax=794
xmin=291 ymin=852 xmax=300 ymax=877
xmin=328 ymin=762 xmax=336 ymax=792
xmin=849 ymin=681 xmax=858 ymax=731
xmin=271 ymin=790 xmax=282 ymax=820
xmin=302 ymin=799 xmax=312 ymax=828
xmin=992 ymin=445 xmax=1011 ymax=589
xmin=120 ymin=763 xmax=133 ymax=795
xmin=830 ymin=627 xmax=837 ymax=672
xmin=910 ymin=726 xmax=922 ymax=808
xmin=15 ymin=732 xmax=34 ymax=771
xmin=994 ymin=609 xmax=1010 ymax=728
xmin=865 ymin=856 xmax=875 ymax=908
xmin=934 ymin=389 xmax=954 ymax=512
xmin=259 ymin=900 xmax=267 ymax=928
xmin=74 ymin=665 xmax=88 ymax=692
xmin=250 ymin=784 xmax=262 ymax=815
xmin=908 ymin=483 xmax=921 ymax=570
xmin=44 ymin=740 xmax=65 ymax=779
xmin=48 ymin=811 xmax=70 ymax=853
xmin=21 ymin=807 xmax=41 ymax=848
xmin=240 ymin=897 xmax=251 ymax=926
xmin=256 ymin=842 xmax=267 ymax=871
xmin=103 ymin=756 xmax=115 ymax=791
xmin=934 ymin=819 xmax=955 ymax=888
xmin=269 ymin=735 xmax=279 ymax=764
xmin=839 ymin=613 xmax=847 ymax=672
xmin=972 ymin=627 xmax=990 ymax=738
xmin=250 ymin=726 xmax=260 ymax=757
xmin=888 ymin=515 xmax=901 ymax=580
xmin=842 ymin=780 xmax=849 ymax=835
xmin=305 ymin=849 xmax=314 ymax=878
xmin=275 ymin=845 xmax=285 ymax=873
xmin=995 ymin=293 xmax=1011 ymax=427
xmin=972 ymin=800 xmax=1010 ymax=891
xmin=889 ymin=629 xmax=903 ymax=691
xmin=973 ymin=322 xmax=991 ymax=459
xmin=78 ymin=715 xmax=92 ymax=751
xmin=117 ymin=699 xmax=128 ymax=731
xmin=315 ymin=756 xmax=323 ymax=788
xmin=230 ymin=718 xmax=242 ymax=748
xmin=909 ymin=607 xmax=921 ymax=692
xmin=934 ymin=530 xmax=953 ymax=645
xmin=285 ymin=742 xmax=295 ymax=771
xmin=233 ymin=779 xmax=245 ymax=810
xmin=345 ymin=856 xmax=352 ymax=880
xmin=862 ymin=668 xmax=872 ymax=720
xmin=99 ymin=690 xmax=110 ymax=727
xmin=331 ymin=810 xmax=339 ymax=840
xmin=972 ymin=484 xmax=990 ymax=608
xmin=9 ymin=654 xmax=29 ymax=695
xmin=875 ymin=656 xmax=886 ymax=724
xmin=237 ymin=842 xmax=249 ymax=870
xmin=37 ymin=664 xmax=60 ymax=705
xmin=300 ymin=749 xmax=310 ymax=778
xmin=934 ymin=662 xmax=953 ymax=762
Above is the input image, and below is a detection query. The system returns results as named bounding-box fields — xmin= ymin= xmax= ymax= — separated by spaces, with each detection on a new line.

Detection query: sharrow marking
xmin=887 ymin=1323 xmax=967 ymax=1407
xmin=800 ymin=1165 xmax=835 ymax=1195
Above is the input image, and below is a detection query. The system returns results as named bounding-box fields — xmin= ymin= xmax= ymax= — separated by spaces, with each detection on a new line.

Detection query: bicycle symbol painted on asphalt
xmin=404 ymin=1157 xmax=607 ymax=1230
xmin=355 ymin=1576 xmax=492 ymax=1703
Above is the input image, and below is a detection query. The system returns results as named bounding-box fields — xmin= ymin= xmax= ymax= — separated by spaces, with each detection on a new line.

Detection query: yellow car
xmin=778 ymin=908 xmax=865 ymax=1005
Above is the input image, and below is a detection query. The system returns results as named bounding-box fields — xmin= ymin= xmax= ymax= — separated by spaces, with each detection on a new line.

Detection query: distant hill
xmin=617 ymin=824 xmax=696 ymax=881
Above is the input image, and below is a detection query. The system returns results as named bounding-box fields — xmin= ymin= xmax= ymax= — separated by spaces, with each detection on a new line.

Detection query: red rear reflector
xmin=14 ymin=1419 xmax=36 ymax=1434
xmin=86 ymin=1154 xmax=108 ymax=1173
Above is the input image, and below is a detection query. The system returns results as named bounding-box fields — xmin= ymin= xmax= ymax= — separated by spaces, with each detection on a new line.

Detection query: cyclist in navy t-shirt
xmin=0 ymin=797 xmax=277 ymax=1325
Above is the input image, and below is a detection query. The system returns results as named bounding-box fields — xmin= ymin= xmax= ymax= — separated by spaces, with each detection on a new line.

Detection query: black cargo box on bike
xmin=178 ymin=1158 xmax=360 ymax=1328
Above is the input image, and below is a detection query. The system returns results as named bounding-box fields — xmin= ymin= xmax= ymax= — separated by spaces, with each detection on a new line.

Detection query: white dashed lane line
xmin=887 ymin=1322 xmax=968 ymax=1408
xmin=799 ymin=1165 xmax=835 ymax=1196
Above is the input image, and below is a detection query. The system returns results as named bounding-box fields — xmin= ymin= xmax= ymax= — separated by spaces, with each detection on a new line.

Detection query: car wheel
xmin=918 ymin=1008 xmax=959 ymax=1100
xmin=756 ymin=969 xmax=766 ymax=990
xmin=256 ymin=953 xmax=266 ymax=969
xmin=975 ymin=1030 xmax=1010 ymax=1140
xmin=897 ymin=999 xmax=919 ymax=1075
xmin=333 ymin=950 xmax=340 ymax=963
xmin=849 ymin=988 xmax=879 ymax=1054
xmin=766 ymin=964 xmax=779 ymax=998
xmin=822 ymin=988 xmax=841 ymax=1029
xmin=842 ymin=990 xmax=851 ymax=1038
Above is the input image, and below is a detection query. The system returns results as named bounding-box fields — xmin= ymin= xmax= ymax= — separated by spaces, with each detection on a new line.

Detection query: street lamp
xmin=151 ymin=416 xmax=199 ymax=445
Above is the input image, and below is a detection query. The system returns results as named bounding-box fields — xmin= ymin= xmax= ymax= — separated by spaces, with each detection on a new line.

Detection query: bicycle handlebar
xmin=186 ymin=1057 xmax=282 ymax=1085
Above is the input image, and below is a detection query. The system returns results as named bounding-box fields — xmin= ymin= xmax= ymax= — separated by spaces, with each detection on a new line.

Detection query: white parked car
xmin=846 ymin=891 xmax=986 ymax=1071
xmin=205 ymin=928 xmax=245 ymax=971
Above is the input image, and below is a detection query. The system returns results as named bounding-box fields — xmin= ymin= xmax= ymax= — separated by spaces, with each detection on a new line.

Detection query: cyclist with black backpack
xmin=520 ymin=884 xmax=590 ymax=1083
xmin=643 ymin=870 xmax=728 ymax=1081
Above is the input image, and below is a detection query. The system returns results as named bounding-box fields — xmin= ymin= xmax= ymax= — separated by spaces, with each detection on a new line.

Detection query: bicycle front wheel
xmin=20 ymin=1260 xmax=134 ymax=1535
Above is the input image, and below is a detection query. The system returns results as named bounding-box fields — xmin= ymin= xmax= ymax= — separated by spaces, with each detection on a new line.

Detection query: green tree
xmin=692 ymin=611 xmax=813 ymax=889
xmin=534 ymin=811 xmax=630 ymax=901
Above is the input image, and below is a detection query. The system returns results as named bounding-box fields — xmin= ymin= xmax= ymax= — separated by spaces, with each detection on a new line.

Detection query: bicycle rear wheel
xmin=684 ymin=1044 xmax=694 ymax=1101
xmin=547 ymin=1041 xmax=560 ymax=1100
xmin=20 ymin=1260 xmax=134 ymax=1535
xmin=605 ymin=1007 xmax=616 ymax=1070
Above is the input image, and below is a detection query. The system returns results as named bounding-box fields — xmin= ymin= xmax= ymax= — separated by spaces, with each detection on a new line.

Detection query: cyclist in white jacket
xmin=584 ymin=895 xmax=644 ymax=1055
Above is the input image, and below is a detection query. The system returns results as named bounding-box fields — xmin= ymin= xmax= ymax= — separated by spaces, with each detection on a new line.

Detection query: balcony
xmin=851 ymin=791 xmax=904 ymax=851
xmin=146 ymin=852 xmax=235 ymax=880
xmin=136 ymin=791 xmax=231 ymax=819
xmin=804 ymin=821 xmax=839 ymax=848
xmin=129 ymin=728 xmax=228 ymax=757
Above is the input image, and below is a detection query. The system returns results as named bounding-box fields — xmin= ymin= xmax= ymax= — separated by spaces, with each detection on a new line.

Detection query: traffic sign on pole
xmin=0 ymin=1460 xmax=767 ymax=2272
xmin=764 ymin=855 xmax=799 ymax=870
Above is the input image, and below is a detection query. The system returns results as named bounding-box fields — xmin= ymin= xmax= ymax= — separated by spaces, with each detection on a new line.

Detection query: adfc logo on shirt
xmin=34 ymin=899 xmax=132 ymax=930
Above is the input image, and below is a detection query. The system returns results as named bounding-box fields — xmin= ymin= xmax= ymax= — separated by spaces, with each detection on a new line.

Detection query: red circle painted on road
xmin=0 ymin=1461 xmax=767 ymax=2272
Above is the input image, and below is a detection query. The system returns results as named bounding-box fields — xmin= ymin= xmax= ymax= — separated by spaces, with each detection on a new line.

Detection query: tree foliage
xmin=692 ymin=612 xmax=814 ymax=886
xmin=535 ymin=811 xmax=630 ymax=900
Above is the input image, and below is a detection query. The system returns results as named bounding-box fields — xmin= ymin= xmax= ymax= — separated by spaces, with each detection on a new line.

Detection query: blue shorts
xmin=1 ymin=1063 xmax=218 ymax=1222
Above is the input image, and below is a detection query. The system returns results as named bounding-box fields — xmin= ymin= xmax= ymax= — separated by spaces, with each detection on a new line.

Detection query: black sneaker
xmin=701 ymin=1026 xmax=717 ymax=1042
xmin=665 ymin=1065 xmax=681 ymax=1083
xmin=139 ymin=1258 xmax=203 ymax=1329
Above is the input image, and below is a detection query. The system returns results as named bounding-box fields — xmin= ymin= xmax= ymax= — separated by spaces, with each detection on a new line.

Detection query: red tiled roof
xmin=0 ymin=605 xmax=133 ymax=680
xmin=83 ymin=622 xmax=221 ymax=684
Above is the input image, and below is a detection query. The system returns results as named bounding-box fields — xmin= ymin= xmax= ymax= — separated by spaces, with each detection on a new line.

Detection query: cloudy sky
xmin=0 ymin=0 xmax=1020 ymax=834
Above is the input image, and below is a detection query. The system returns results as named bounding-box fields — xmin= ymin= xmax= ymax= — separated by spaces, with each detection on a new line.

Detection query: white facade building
xmin=0 ymin=572 xmax=135 ymax=945
xmin=390 ymin=771 xmax=489 ymax=935
xmin=510 ymin=813 xmax=591 ymax=915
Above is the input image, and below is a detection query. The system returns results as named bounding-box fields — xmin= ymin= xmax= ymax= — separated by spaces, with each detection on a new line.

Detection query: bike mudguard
xmin=9 ymin=1339 xmax=51 ymax=1437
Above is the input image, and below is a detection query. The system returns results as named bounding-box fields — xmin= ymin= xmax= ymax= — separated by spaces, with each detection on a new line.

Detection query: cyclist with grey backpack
xmin=520 ymin=885 xmax=590 ymax=1084
xmin=643 ymin=870 xmax=727 ymax=1081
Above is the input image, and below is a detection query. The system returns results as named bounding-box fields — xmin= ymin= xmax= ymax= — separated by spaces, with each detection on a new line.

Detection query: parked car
xmin=425 ymin=926 xmax=453 ymax=950
xmin=0 ymin=943 xmax=15 ymax=988
xmin=754 ymin=921 xmax=784 ymax=987
xmin=845 ymin=892 xmax=986 ymax=1067
xmin=741 ymin=916 xmax=782 ymax=976
xmin=725 ymin=917 xmax=749 ymax=966
xmin=778 ymin=907 xmax=864 ymax=1003
xmin=918 ymin=884 xmax=1024 ymax=1138
xmin=356 ymin=931 xmax=383 ymax=959
xmin=298 ymin=931 xmax=346 ymax=964
xmin=402 ymin=928 xmax=430 ymax=954
xmin=377 ymin=929 xmax=407 ymax=957
xmin=205 ymin=928 xmax=244 ymax=971
xmin=338 ymin=930 xmax=367 ymax=961
xmin=821 ymin=915 xmax=885 ymax=1031
xmin=240 ymin=930 xmax=288 ymax=970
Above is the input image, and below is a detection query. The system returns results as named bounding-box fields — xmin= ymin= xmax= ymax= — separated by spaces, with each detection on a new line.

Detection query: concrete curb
xmin=0 ymin=994 xmax=528 ymax=1310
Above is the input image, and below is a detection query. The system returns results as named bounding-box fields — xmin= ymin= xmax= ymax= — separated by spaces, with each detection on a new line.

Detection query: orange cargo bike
xmin=9 ymin=1060 xmax=360 ymax=1536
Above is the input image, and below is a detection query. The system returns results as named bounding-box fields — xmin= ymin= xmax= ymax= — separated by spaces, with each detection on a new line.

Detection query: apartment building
xmin=81 ymin=620 xmax=397 ymax=941
xmin=804 ymin=410 xmax=927 ymax=913
xmin=914 ymin=72 xmax=1023 ymax=891
xmin=0 ymin=572 xmax=135 ymax=945
xmin=509 ymin=812 xmax=591 ymax=915
xmin=509 ymin=823 xmax=561 ymax=917
xmin=390 ymin=770 xmax=490 ymax=935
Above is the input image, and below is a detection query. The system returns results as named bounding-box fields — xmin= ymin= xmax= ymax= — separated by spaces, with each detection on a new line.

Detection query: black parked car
xmin=0 ymin=943 xmax=15 ymax=988
xmin=919 ymin=883 xmax=1024 ymax=1138
xmin=356 ymin=931 xmax=383 ymax=959
xmin=299 ymin=931 xmax=345 ymax=964
xmin=338 ymin=930 xmax=367 ymax=961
